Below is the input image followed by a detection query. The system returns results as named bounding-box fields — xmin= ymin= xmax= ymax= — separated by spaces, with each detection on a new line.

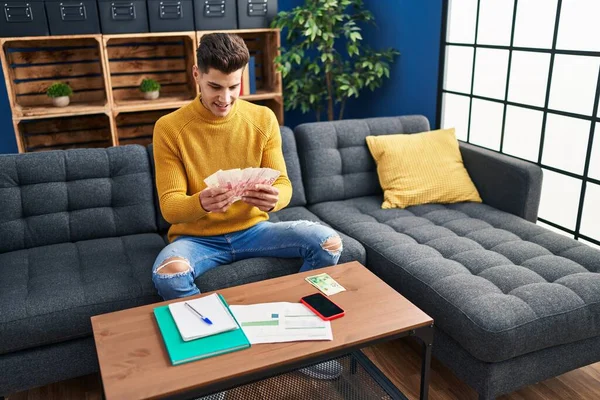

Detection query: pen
xmin=185 ymin=302 xmax=213 ymax=325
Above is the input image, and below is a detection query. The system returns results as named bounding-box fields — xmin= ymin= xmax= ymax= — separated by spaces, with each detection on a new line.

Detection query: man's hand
xmin=242 ymin=184 xmax=279 ymax=212
xmin=200 ymin=187 xmax=235 ymax=213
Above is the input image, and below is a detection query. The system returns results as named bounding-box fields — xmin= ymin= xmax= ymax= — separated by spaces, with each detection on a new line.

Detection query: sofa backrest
xmin=0 ymin=146 xmax=157 ymax=254
xmin=294 ymin=115 xmax=431 ymax=204
xmin=280 ymin=126 xmax=307 ymax=207
xmin=146 ymin=144 xmax=171 ymax=234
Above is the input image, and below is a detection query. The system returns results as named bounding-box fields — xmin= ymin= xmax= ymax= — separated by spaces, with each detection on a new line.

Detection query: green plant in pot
xmin=272 ymin=0 xmax=399 ymax=121
xmin=46 ymin=82 xmax=73 ymax=107
xmin=140 ymin=78 xmax=161 ymax=100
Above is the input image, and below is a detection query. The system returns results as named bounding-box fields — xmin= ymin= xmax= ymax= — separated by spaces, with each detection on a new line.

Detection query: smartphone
xmin=300 ymin=293 xmax=345 ymax=321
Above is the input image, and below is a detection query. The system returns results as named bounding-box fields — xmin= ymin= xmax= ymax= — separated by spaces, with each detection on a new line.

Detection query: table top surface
xmin=91 ymin=261 xmax=433 ymax=400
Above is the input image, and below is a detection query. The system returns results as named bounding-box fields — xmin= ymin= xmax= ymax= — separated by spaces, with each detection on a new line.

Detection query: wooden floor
xmin=362 ymin=339 xmax=600 ymax=400
xmin=7 ymin=337 xmax=600 ymax=400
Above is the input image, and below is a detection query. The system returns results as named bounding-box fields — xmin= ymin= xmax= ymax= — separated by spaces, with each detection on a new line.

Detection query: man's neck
xmin=193 ymin=94 xmax=237 ymax=123
xmin=200 ymin=96 xmax=211 ymax=113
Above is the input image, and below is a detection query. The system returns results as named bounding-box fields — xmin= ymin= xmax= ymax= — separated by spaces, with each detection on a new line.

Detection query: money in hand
xmin=204 ymin=167 xmax=281 ymax=204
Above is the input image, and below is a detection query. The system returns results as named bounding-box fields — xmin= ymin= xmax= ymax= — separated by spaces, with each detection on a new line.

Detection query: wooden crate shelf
xmin=101 ymin=31 xmax=198 ymax=40
xmin=15 ymin=102 xmax=109 ymax=120
xmin=113 ymin=96 xmax=193 ymax=113
xmin=1 ymin=29 xmax=283 ymax=153
xmin=0 ymin=35 xmax=109 ymax=120
xmin=115 ymin=109 xmax=176 ymax=147
xmin=241 ymin=91 xmax=282 ymax=101
xmin=16 ymin=114 xmax=112 ymax=152
xmin=104 ymin=32 xmax=197 ymax=108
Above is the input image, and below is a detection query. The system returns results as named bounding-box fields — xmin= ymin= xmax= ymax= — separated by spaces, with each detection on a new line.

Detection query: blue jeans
xmin=152 ymin=221 xmax=342 ymax=300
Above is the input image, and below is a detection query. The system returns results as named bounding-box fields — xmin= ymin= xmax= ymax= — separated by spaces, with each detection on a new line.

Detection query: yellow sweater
xmin=153 ymin=96 xmax=292 ymax=242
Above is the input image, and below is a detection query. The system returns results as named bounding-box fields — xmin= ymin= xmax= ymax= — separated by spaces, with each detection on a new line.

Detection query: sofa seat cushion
xmin=197 ymin=206 xmax=367 ymax=292
xmin=0 ymin=233 xmax=165 ymax=355
xmin=272 ymin=207 xmax=366 ymax=266
xmin=309 ymin=197 xmax=600 ymax=363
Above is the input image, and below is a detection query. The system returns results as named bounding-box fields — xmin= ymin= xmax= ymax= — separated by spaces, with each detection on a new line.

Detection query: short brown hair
xmin=196 ymin=33 xmax=250 ymax=74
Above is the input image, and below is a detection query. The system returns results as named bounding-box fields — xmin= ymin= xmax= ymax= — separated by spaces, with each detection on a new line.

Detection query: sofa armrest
xmin=460 ymin=142 xmax=543 ymax=222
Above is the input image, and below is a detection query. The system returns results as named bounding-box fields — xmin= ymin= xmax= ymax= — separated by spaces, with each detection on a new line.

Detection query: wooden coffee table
xmin=91 ymin=261 xmax=434 ymax=400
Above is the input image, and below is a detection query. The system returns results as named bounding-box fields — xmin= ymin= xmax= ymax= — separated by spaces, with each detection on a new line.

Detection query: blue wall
xmin=0 ymin=64 xmax=16 ymax=153
xmin=0 ymin=0 xmax=443 ymax=153
xmin=280 ymin=0 xmax=444 ymax=129
xmin=344 ymin=0 xmax=443 ymax=127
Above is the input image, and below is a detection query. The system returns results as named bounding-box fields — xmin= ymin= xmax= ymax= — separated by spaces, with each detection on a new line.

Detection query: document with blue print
xmin=229 ymin=302 xmax=333 ymax=344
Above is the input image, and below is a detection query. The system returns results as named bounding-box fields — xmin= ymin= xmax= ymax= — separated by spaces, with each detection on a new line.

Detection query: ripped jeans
xmin=152 ymin=220 xmax=343 ymax=300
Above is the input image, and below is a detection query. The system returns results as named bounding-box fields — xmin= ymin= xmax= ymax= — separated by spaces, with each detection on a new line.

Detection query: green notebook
xmin=154 ymin=294 xmax=250 ymax=365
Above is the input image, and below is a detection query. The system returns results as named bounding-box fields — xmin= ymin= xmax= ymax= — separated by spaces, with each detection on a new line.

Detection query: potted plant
xmin=272 ymin=0 xmax=399 ymax=121
xmin=140 ymin=78 xmax=161 ymax=100
xmin=46 ymin=82 xmax=73 ymax=107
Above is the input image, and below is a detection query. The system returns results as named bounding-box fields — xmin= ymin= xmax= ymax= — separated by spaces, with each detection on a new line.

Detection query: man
xmin=152 ymin=33 xmax=343 ymax=300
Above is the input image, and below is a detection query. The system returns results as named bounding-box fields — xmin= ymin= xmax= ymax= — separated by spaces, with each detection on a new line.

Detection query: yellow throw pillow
xmin=366 ymin=128 xmax=482 ymax=209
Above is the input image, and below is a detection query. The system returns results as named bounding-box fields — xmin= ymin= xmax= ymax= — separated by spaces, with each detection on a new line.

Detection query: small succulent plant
xmin=140 ymin=79 xmax=161 ymax=93
xmin=46 ymin=82 xmax=73 ymax=98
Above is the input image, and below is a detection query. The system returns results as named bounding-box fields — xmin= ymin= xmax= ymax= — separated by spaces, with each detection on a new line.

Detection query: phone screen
xmin=302 ymin=293 xmax=344 ymax=317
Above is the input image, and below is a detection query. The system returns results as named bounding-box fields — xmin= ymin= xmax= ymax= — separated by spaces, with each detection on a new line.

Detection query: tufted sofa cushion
xmin=295 ymin=115 xmax=430 ymax=204
xmin=309 ymin=196 xmax=600 ymax=363
xmin=0 ymin=234 xmax=165 ymax=355
xmin=0 ymin=146 xmax=157 ymax=253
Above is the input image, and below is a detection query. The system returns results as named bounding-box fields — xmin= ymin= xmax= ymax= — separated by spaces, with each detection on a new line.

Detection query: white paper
xmin=229 ymin=302 xmax=333 ymax=344
xmin=168 ymin=293 xmax=238 ymax=341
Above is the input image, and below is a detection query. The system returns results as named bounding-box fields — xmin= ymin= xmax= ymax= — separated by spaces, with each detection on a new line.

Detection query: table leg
xmin=98 ymin=373 xmax=106 ymax=400
xmin=411 ymin=324 xmax=434 ymax=400
xmin=351 ymin=355 xmax=358 ymax=374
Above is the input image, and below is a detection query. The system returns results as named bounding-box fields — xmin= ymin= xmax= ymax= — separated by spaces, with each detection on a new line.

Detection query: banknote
xmin=204 ymin=167 xmax=280 ymax=203
xmin=305 ymin=273 xmax=346 ymax=296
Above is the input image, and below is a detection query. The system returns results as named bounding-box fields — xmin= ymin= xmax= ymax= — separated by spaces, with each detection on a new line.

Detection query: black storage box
xmin=45 ymin=0 xmax=101 ymax=35
xmin=194 ymin=0 xmax=237 ymax=30
xmin=148 ymin=0 xmax=194 ymax=32
xmin=0 ymin=0 xmax=49 ymax=37
xmin=98 ymin=0 xmax=149 ymax=33
xmin=237 ymin=0 xmax=276 ymax=29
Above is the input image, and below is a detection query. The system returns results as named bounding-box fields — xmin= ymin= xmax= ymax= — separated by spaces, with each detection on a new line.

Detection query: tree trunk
xmin=339 ymin=100 xmax=346 ymax=120
xmin=325 ymin=71 xmax=334 ymax=121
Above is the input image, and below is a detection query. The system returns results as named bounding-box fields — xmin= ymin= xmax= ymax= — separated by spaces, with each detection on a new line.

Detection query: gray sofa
xmin=294 ymin=116 xmax=600 ymax=400
xmin=0 ymin=127 xmax=365 ymax=397
xmin=0 ymin=115 xmax=598 ymax=400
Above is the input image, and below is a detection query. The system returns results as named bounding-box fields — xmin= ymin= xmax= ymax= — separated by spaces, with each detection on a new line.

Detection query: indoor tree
xmin=272 ymin=0 xmax=400 ymax=121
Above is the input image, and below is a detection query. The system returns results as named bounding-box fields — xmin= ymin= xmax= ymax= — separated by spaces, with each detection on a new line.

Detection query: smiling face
xmin=193 ymin=65 xmax=243 ymax=117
